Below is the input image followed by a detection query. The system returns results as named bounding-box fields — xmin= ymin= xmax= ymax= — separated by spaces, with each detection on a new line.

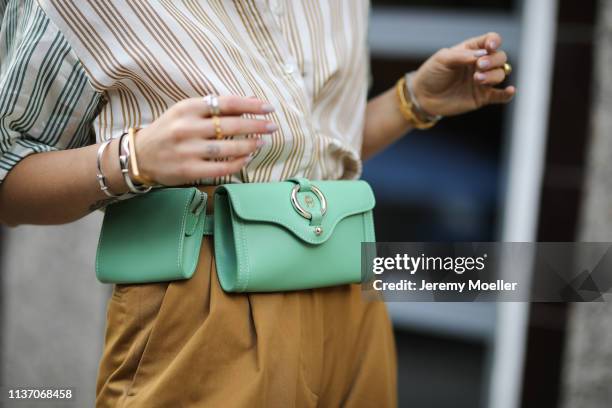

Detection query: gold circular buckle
xmin=290 ymin=184 xmax=327 ymax=220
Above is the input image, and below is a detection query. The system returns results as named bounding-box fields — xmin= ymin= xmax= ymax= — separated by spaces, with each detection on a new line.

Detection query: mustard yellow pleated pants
xmin=95 ymin=193 xmax=397 ymax=408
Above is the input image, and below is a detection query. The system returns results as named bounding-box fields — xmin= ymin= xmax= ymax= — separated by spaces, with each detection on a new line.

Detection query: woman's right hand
xmin=134 ymin=95 xmax=277 ymax=186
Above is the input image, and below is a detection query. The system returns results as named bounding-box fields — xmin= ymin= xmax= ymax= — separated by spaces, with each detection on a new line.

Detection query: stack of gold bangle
xmin=396 ymin=74 xmax=441 ymax=130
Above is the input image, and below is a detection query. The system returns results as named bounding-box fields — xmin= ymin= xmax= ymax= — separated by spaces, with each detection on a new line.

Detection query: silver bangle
xmin=119 ymin=132 xmax=152 ymax=194
xmin=96 ymin=140 xmax=122 ymax=198
xmin=405 ymin=72 xmax=443 ymax=122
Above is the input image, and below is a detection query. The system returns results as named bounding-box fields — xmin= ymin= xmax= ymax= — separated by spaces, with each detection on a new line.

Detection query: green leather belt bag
xmin=96 ymin=178 xmax=376 ymax=292
xmin=96 ymin=187 xmax=208 ymax=284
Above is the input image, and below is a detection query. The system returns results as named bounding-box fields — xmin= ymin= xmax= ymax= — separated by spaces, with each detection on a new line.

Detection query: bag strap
xmin=203 ymin=215 xmax=214 ymax=236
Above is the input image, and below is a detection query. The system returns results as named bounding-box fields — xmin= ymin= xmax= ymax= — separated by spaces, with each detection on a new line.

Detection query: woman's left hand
xmin=412 ymin=32 xmax=516 ymax=117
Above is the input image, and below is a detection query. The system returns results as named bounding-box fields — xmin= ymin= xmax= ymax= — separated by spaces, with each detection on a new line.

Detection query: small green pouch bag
xmin=95 ymin=187 xmax=208 ymax=284
xmin=213 ymin=178 xmax=376 ymax=292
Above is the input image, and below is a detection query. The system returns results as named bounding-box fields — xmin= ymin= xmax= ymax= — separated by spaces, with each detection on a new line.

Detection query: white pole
xmin=488 ymin=1 xmax=559 ymax=407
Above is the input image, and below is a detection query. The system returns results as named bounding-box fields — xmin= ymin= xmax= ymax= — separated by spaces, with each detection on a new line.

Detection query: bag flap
xmin=215 ymin=180 xmax=375 ymax=245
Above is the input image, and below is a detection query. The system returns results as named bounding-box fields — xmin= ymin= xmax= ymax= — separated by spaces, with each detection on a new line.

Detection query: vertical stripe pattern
xmin=0 ymin=0 xmax=369 ymax=184
xmin=0 ymin=0 xmax=102 ymax=182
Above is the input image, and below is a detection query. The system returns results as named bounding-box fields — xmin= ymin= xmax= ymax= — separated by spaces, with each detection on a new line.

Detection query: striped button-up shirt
xmin=0 ymin=0 xmax=370 ymax=185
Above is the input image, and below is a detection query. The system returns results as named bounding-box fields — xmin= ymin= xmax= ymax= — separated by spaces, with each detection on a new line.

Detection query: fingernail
xmin=478 ymin=59 xmax=490 ymax=69
xmin=489 ymin=41 xmax=497 ymax=50
xmin=475 ymin=72 xmax=486 ymax=82
xmin=474 ymin=49 xmax=488 ymax=57
xmin=256 ymin=138 xmax=265 ymax=147
xmin=266 ymin=123 xmax=278 ymax=132
xmin=262 ymin=103 xmax=275 ymax=113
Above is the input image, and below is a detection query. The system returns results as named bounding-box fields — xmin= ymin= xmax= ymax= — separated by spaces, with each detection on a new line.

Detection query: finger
xmin=215 ymin=95 xmax=275 ymax=116
xmin=474 ymin=68 xmax=506 ymax=86
xmin=178 ymin=117 xmax=277 ymax=139
xmin=179 ymin=95 xmax=275 ymax=117
xmin=462 ymin=32 xmax=502 ymax=53
xmin=187 ymin=155 xmax=251 ymax=179
xmin=204 ymin=117 xmax=278 ymax=138
xmin=484 ymin=86 xmax=516 ymax=105
xmin=476 ymin=50 xmax=508 ymax=71
xmin=437 ymin=47 xmax=489 ymax=67
xmin=196 ymin=138 xmax=264 ymax=159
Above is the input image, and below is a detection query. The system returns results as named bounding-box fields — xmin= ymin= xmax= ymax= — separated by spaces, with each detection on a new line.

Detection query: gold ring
xmin=503 ymin=63 xmax=513 ymax=76
xmin=212 ymin=115 xmax=223 ymax=140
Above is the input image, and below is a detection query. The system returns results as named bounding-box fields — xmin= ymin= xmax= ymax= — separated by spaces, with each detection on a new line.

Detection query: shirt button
xmin=283 ymin=64 xmax=295 ymax=75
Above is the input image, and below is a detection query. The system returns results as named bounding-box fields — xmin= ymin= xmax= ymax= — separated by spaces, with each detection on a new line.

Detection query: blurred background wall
xmin=365 ymin=0 xmax=515 ymax=405
xmin=0 ymin=1 xmax=607 ymax=408
xmin=0 ymin=215 xmax=106 ymax=407
xmin=561 ymin=1 xmax=612 ymax=407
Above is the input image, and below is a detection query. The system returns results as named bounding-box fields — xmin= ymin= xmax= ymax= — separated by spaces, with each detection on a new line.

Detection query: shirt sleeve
xmin=0 ymin=0 xmax=103 ymax=183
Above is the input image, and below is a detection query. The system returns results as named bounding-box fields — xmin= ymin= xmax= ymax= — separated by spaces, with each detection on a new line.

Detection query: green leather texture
xmin=96 ymin=187 xmax=207 ymax=284
xmin=213 ymin=178 xmax=376 ymax=292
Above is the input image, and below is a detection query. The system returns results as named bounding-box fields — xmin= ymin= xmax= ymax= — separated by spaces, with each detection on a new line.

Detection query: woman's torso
xmin=39 ymin=0 xmax=371 ymax=183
